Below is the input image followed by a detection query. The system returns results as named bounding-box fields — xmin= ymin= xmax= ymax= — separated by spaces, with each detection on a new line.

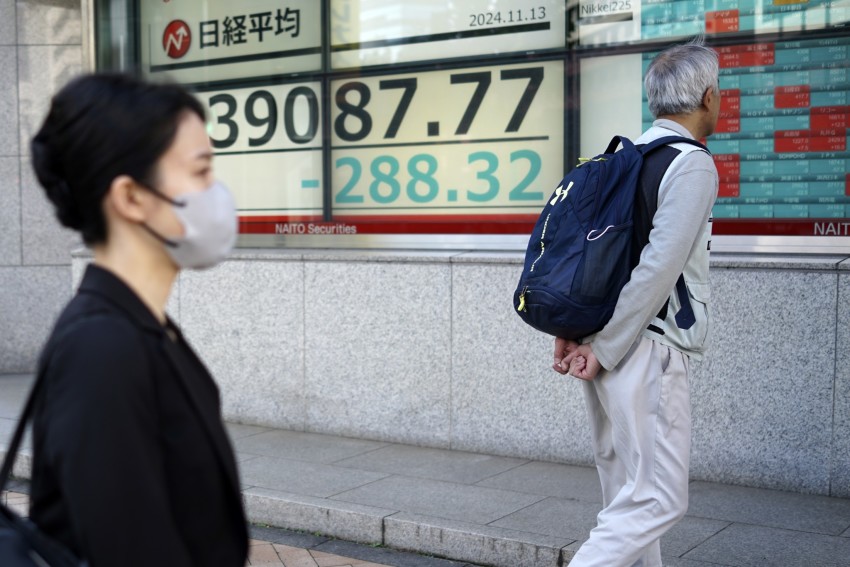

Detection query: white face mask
xmin=142 ymin=181 xmax=238 ymax=270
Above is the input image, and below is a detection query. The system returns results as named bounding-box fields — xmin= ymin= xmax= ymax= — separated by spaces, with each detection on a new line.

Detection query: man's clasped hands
xmin=552 ymin=337 xmax=603 ymax=381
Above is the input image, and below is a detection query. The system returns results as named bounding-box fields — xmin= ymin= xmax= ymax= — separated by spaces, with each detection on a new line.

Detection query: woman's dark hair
xmin=31 ymin=73 xmax=206 ymax=245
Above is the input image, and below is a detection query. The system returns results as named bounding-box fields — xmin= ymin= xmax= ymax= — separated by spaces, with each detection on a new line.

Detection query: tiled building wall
xmin=73 ymin=250 xmax=850 ymax=497
xmin=0 ymin=0 xmax=82 ymax=372
xmin=835 ymin=270 xmax=850 ymax=497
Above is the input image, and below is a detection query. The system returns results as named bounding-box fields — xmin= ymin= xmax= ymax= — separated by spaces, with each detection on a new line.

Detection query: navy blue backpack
xmin=513 ymin=135 xmax=708 ymax=340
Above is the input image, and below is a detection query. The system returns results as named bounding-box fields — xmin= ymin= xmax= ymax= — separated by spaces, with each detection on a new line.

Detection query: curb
xmin=3 ymin=449 xmax=577 ymax=566
xmin=244 ymin=486 xmax=577 ymax=567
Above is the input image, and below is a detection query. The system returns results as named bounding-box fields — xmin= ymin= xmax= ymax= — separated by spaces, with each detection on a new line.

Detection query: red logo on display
xmin=163 ymin=20 xmax=191 ymax=59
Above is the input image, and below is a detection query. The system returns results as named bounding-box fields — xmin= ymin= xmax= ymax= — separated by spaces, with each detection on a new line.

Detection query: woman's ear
xmin=103 ymin=175 xmax=151 ymax=223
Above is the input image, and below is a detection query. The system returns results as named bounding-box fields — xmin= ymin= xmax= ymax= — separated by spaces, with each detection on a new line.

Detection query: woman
xmin=28 ymin=73 xmax=248 ymax=566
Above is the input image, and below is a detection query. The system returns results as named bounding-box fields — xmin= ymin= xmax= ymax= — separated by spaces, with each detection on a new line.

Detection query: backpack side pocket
xmin=572 ymin=222 xmax=633 ymax=302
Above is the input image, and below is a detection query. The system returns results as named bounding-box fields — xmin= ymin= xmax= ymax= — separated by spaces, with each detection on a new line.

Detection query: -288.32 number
xmin=335 ymin=150 xmax=544 ymax=205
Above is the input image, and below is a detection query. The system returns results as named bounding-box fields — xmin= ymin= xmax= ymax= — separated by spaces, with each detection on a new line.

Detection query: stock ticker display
xmin=645 ymin=35 xmax=850 ymax=222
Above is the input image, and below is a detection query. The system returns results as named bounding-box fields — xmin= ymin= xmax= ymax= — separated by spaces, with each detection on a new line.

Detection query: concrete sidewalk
xmin=2 ymin=374 xmax=850 ymax=567
xmin=0 ymin=487 xmax=462 ymax=567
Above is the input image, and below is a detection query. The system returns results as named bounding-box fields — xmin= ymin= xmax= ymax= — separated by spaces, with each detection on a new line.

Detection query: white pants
xmin=569 ymin=337 xmax=691 ymax=567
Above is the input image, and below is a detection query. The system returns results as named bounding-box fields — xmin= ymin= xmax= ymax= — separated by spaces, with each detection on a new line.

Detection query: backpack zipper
xmin=530 ymin=180 xmax=573 ymax=275
xmin=528 ymin=213 xmax=550 ymax=274
xmin=517 ymin=286 xmax=528 ymax=312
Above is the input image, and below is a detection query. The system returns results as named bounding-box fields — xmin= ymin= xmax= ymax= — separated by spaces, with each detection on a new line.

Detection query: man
xmin=555 ymin=39 xmax=720 ymax=567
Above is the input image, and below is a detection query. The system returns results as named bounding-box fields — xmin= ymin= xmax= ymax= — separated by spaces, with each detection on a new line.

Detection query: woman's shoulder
xmin=47 ymin=290 xmax=136 ymax=347
xmin=40 ymin=294 xmax=155 ymax=395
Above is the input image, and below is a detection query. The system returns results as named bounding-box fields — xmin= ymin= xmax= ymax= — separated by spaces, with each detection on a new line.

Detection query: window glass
xmin=330 ymin=0 xmax=567 ymax=69
xmin=94 ymin=0 xmax=850 ymax=246
xmin=325 ymin=60 xmax=565 ymax=236
xmin=139 ymin=0 xmax=322 ymax=83
xmin=194 ymin=81 xmax=325 ymax=234
xmin=575 ymin=0 xmax=850 ymax=46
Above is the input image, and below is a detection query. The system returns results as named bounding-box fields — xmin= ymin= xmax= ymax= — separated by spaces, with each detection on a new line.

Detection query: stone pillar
xmin=0 ymin=0 xmax=83 ymax=373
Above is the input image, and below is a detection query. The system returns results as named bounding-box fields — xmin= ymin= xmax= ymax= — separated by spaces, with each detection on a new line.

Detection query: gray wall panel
xmin=0 ymin=266 xmax=70 ymax=372
xmin=689 ymin=269 xmax=837 ymax=494
xmin=303 ymin=260 xmax=453 ymax=447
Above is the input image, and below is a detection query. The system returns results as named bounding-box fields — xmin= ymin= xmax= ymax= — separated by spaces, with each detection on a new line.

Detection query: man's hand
xmin=553 ymin=337 xmax=580 ymax=374
xmin=553 ymin=339 xmax=602 ymax=381
xmin=566 ymin=344 xmax=602 ymax=381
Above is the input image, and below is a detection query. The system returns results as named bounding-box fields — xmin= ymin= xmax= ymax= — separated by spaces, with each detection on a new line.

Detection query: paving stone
xmin=239 ymin=456 xmax=389 ymax=498
xmin=475 ymin=460 xmax=602 ymax=503
xmin=3 ymin=490 xmax=29 ymax=516
xmin=0 ymin=447 xmax=31 ymax=479
xmin=661 ymin=516 xmax=731 ymax=558
xmin=495 ymin=503 xmax=731 ymax=564
xmin=688 ymin=481 xmax=850 ymax=535
xmin=2 ymin=478 xmax=28 ymax=494
xmin=227 ymin=423 xmax=273 ymax=440
xmin=333 ymin=444 xmax=528 ymax=485
xmin=0 ymin=417 xmax=15 ymax=447
xmin=384 ymin=512 xmax=571 ymax=567
xmin=243 ymin=486 xmax=394 ymax=544
xmin=0 ymin=375 xmax=31 ymax=419
xmin=248 ymin=541 xmax=286 ymax=565
xmin=661 ymin=557 xmax=736 ymax=567
xmin=842 ymin=525 xmax=850 ymax=538
xmin=311 ymin=548 xmax=392 ymax=567
xmin=267 ymin=544 xmax=302 ymax=560
xmin=0 ymin=420 xmax=31 ymax=453
xmin=279 ymin=544 xmax=329 ymax=567
xmin=310 ymin=549 xmax=353 ymax=567
xmin=235 ymin=430 xmax=388 ymax=464
xmin=488 ymin=496 xmax=599 ymax=541
xmin=564 ymin=537 xmax=743 ymax=567
xmin=249 ymin=524 xmax=330 ymax=549
xmin=313 ymin=540 xmax=472 ymax=567
xmin=331 ymin=475 xmax=544 ymax=525
xmin=0 ymin=380 xmax=32 ymax=460
xmin=683 ymin=523 xmax=850 ymax=567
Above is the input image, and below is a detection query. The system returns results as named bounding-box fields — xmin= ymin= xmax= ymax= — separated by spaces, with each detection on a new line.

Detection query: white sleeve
xmin=591 ymin=151 xmax=718 ymax=370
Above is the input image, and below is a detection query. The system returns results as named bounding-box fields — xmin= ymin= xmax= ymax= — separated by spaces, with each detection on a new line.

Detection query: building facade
xmin=2 ymin=0 xmax=849 ymax=497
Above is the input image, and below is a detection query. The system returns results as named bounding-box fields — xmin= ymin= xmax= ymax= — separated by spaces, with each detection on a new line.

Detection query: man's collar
xmin=652 ymin=118 xmax=697 ymax=140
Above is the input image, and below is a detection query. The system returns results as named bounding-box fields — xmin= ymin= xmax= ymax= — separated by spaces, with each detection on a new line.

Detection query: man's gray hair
xmin=644 ymin=38 xmax=720 ymax=118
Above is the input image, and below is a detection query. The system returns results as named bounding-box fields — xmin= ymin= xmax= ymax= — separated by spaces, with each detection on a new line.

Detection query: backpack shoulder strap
xmin=632 ymin=136 xmax=703 ymax=328
xmin=604 ymin=135 xmax=638 ymax=154
xmin=632 ymin=144 xmax=682 ymax=264
xmin=632 ymin=134 xmax=711 ymax=259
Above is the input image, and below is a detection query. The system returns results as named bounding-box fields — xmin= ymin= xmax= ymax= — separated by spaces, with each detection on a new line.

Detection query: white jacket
xmin=591 ymin=119 xmax=719 ymax=369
